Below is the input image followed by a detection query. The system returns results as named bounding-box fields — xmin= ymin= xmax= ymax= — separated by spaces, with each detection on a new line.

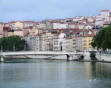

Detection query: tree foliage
xmin=91 ymin=25 xmax=111 ymax=51
xmin=90 ymin=52 xmax=97 ymax=61
xmin=0 ymin=36 xmax=25 ymax=51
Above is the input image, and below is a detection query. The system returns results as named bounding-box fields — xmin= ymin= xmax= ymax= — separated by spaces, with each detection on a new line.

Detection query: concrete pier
xmin=0 ymin=57 xmax=4 ymax=62
xmin=66 ymin=54 xmax=71 ymax=61
xmin=66 ymin=54 xmax=69 ymax=61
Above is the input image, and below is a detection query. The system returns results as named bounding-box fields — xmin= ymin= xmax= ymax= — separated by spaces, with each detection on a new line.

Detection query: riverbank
xmin=77 ymin=60 xmax=111 ymax=63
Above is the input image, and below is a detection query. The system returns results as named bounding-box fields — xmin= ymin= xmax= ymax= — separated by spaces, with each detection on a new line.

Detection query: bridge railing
xmin=1 ymin=51 xmax=84 ymax=56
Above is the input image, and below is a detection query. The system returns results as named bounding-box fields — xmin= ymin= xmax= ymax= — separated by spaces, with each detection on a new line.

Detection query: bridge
xmin=0 ymin=51 xmax=84 ymax=62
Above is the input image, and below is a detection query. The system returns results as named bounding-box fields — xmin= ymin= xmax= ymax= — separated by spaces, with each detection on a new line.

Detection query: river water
xmin=0 ymin=59 xmax=111 ymax=88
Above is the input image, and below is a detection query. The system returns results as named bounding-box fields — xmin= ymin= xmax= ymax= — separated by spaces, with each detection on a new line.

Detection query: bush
xmin=90 ymin=52 xmax=97 ymax=61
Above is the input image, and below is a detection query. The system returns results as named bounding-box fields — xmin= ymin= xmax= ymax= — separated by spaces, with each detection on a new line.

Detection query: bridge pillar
xmin=66 ymin=54 xmax=70 ymax=61
xmin=0 ymin=56 xmax=4 ymax=62
xmin=78 ymin=55 xmax=84 ymax=61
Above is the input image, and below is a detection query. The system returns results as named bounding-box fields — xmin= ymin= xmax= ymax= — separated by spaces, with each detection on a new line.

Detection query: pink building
xmin=0 ymin=22 xmax=4 ymax=38
xmin=14 ymin=29 xmax=24 ymax=37
xmin=0 ymin=34 xmax=3 ymax=38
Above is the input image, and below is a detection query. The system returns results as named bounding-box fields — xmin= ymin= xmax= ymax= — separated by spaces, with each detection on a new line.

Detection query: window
xmin=54 ymin=41 xmax=58 ymax=45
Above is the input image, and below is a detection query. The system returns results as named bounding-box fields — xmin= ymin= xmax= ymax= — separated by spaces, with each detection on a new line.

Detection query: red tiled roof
xmin=101 ymin=10 xmax=109 ymax=12
xmin=3 ymin=27 xmax=11 ymax=31
xmin=0 ymin=22 xmax=4 ymax=24
xmin=23 ymin=21 xmax=36 ymax=23
xmin=14 ymin=29 xmax=22 ymax=31
xmin=8 ymin=21 xmax=16 ymax=23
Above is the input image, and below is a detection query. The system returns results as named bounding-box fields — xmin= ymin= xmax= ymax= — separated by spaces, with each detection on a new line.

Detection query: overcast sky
xmin=0 ymin=0 xmax=111 ymax=22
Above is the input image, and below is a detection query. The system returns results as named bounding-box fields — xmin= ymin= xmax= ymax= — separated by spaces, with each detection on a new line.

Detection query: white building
xmin=52 ymin=23 xmax=68 ymax=29
xmin=25 ymin=36 xmax=40 ymax=51
xmin=0 ymin=22 xmax=4 ymax=38
xmin=53 ymin=35 xmax=61 ymax=51
xmin=101 ymin=10 xmax=110 ymax=22
xmin=53 ymin=33 xmax=66 ymax=51
xmin=62 ymin=38 xmax=76 ymax=52
xmin=78 ymin=23 xmax=86 ymax=29
xmin=95 ymin=15 xmax=104 ymax=26
xmin=39 ymin=33 xmax=53 ymax=51
xmin=95 ymin=19 xmax=104 ymax=26
xmin=76 ymin=37 xmax=82 ymax=52
xmin=53 ymin=33 xmax=76 ymax=52
xmin=87 ymin=16 xmax=95 ymax=23
xmin=39 ymin=23 xmax=47 ymax=29
xmin=23 ymin=21 xmax=36 ymax=28
xmin=85 ymin=24 xmax=93 ymax=29
xmin=73 ymin=16 xmax=85 ymax=22
xmin=68 ymin=23 xmax=78 ymax=29
xmin=101 ymin=10 xmax=110 ymax=18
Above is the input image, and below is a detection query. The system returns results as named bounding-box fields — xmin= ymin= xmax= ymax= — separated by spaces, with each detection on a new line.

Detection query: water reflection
xmin=90 ymin=62 xmax=111 ymax=78
xmin=0 ymin=59 xmax=111 ymax=88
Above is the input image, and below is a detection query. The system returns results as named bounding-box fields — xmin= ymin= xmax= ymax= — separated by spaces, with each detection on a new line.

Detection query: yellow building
xmin=82 ymin=36 xmax=94 ymax=51
xmin=7 ymin=32 xmax=14 ymax=37
xmin=29 ymin=27 xmax=39 ymax=37
xmin=14 ymin=21 xmax=23 ymax=29
xmin=10 ymin=21 xmax=23 ymax=29
xmin=7 ymin=32 xmax=14 ymax=36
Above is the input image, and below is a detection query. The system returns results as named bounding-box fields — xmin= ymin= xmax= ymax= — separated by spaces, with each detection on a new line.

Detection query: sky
xmin=0 ymin=0 xmax=111 ymax=22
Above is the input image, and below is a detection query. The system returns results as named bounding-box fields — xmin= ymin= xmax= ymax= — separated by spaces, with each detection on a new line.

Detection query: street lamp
xmin=0 ymin=39 xmax=3 ymax=52
xmin=1 ymin=44 xmax=3 ymax=52
xmin=13 ymin=43 xmax=15 ymax=51
xmin=24 ymin=41 xmax=26 ymax=51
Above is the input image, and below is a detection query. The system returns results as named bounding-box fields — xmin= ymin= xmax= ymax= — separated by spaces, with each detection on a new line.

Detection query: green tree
xmin=91 ymin=25 xmax=111 ymax=51
xmin=0 ymin=36 xmax=25 ymax=51
xmin=90 ymin=52 xmax=97 ymax=60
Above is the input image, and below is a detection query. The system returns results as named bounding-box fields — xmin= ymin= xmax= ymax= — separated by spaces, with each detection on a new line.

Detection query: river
xmin=0 ymin=59 xmax=111 ymax=88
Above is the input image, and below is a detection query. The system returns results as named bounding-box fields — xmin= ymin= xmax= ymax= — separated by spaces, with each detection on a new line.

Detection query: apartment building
xmin=52 ymin=22 xmax=68 ymax=29
xmin=62 ymin=38 xmax=76 ymax=52
xmin=53 ymin=33 xmax=76 ymax=52
xmin=39 ymin=33 xmax=53 ymax=51
xmin=28 ymin=27 xmax=39 ymax=37
xmin=23 ymin=21 xmax=36 ymax=28
xmin=53 ymin=35 xmax=61 ymax=51
xmin=9 ymin=21 xmax=23 ymax=30
xmin=0 ymin=22 xmax=4 ymax=38
xmin=76 ymin=37 xmax=82 ymax=52
xmin=24 ymin=35 xmax=40 ymax=51
xmin=14 ymin=29 xmax=24 ymax=37
xmin=82 ymin=36 xmax=94 ymax=51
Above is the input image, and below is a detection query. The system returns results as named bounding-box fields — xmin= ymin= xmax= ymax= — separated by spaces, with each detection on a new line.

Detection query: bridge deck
xmin=0 ymin=51 xmax=84 ymax=56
